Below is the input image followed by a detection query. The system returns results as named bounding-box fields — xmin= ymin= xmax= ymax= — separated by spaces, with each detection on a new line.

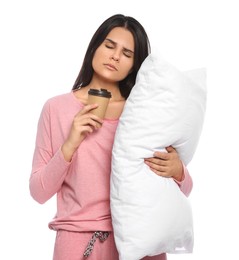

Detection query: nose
xmin=111 ymin=50 xmax=120 ymax=62
xmin=111 ymin=56 xmax=119 ymax=62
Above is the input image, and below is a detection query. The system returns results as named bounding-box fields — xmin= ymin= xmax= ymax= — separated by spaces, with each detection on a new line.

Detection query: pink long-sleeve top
xmin=29 ymin=91 xmax=193 ymax=232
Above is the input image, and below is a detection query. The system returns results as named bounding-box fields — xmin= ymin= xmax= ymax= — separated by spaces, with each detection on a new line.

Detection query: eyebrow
xmin=105 ymin=38 xmax=134 ymax=54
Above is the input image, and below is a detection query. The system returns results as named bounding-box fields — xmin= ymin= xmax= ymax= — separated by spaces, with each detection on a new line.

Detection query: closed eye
xmin=105 ymin=39 xmax=115 ymax=49
xmin=104 ymin=38 xmax=134 ymax=58
xmin=123 ymin=50 xmax=133 ymax=58
xmin=105 ymin=43 xmax=114 ymax=49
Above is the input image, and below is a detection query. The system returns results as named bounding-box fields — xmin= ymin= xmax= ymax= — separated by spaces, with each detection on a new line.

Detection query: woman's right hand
xmin=61 ymin=103 xmax=103 ymax=162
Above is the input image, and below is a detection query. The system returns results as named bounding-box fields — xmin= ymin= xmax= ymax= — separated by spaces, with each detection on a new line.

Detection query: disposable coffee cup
xmin=88 ymin=88 xmax=112 ymax=119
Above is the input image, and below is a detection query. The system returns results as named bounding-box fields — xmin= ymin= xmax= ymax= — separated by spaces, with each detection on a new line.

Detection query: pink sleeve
xmin=29 ymin=101 xmax=71 ymax=204
xmin=173 ymin=164 xmax=193 ymax=197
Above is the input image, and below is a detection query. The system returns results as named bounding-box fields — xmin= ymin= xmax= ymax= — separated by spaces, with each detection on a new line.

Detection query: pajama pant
xmin=53 ymin=230 xmax=167 ymax=260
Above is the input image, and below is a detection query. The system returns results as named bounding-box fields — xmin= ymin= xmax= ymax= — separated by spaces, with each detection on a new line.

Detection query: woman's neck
xmin=73 ymin=77 xmax=125 ymax=104
xmin=87 ymin=76 xmax=123 ymax=102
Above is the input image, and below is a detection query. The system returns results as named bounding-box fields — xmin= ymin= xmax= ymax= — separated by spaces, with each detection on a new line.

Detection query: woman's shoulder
xmin=44 ymin=91 xmax=83 ymax=107
xmin=41 ymin=91 xmax=81 ymax=114
xmin=46 ymin=92 xmax=73 ymax=104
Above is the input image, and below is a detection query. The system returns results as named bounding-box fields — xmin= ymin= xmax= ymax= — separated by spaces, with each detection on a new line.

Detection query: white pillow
xmin=110 ymin=53 xmax=207 ymax=260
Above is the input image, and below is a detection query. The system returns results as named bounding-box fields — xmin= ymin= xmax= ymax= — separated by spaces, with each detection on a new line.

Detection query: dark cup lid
xmin=88 ymin=88 xmax=112 ymax=98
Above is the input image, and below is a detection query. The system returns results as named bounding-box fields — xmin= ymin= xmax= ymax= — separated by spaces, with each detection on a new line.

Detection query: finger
xmin=78 ymin=103 xmax=99 ymax=116
xmin=150 ymin=167 xmax=170 ymax=177
xmin=80 ymin=125 xmax=95 ymax=134
xmin=145 ymin=160 xmax=167 ymax=171
xmin=89 ymin=114 xmax=104 ymax=125
xmin=75 ymin=111 xmax=103 ymax=126
xmin=145 ymin=157 xmax=167 ymax=166
xmin=151 ymin=168 xmax=162 ymax=176
xmin=153 ymin=151 xmax=169 ymax=160
xmin=166 ymin=146 xmax=176 ymax=153
xmin=81 ymin=117 xmax=102 ymax=129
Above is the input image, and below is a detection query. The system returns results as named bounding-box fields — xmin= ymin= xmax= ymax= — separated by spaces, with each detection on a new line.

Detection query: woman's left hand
xmin=144 ymin=146 xmax=184 ymax=181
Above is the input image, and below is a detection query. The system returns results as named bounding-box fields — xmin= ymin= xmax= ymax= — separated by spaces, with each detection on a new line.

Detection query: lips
xmin=104 ymin=63 xmax=118 ymax=71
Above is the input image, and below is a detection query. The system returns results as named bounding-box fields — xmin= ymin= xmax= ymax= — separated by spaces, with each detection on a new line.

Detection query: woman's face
xmin=92 ymin=27 xmax=135 ymax=83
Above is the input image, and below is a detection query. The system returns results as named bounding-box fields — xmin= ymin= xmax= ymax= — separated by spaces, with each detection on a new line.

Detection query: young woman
xmin=30 ymin=14 xmax=193 ymax=260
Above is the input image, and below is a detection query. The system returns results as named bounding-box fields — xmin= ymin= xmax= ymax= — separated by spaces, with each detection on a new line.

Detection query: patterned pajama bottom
xmin=53 ymin=230 xmax=167 ymax=260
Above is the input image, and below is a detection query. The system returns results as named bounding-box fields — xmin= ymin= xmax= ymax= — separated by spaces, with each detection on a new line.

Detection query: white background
xmin=1 ymin=0 xmax=238 ymax=259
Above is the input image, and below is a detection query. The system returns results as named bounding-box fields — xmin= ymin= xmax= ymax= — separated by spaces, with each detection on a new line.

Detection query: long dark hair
xmin=72 ymin=14 xmax=151 ymax=99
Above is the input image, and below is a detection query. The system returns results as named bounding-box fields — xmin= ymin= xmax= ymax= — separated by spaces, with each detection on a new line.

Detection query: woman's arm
xmin=144 ymin=146 xmax=193 ymax=196
xmin=29 ymin=101 xmax=103 ymax=204
xmin=29 ymin=101 xmax=71 ymax=204
xmin=172 ymin=164 xmax=193 ymax=196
